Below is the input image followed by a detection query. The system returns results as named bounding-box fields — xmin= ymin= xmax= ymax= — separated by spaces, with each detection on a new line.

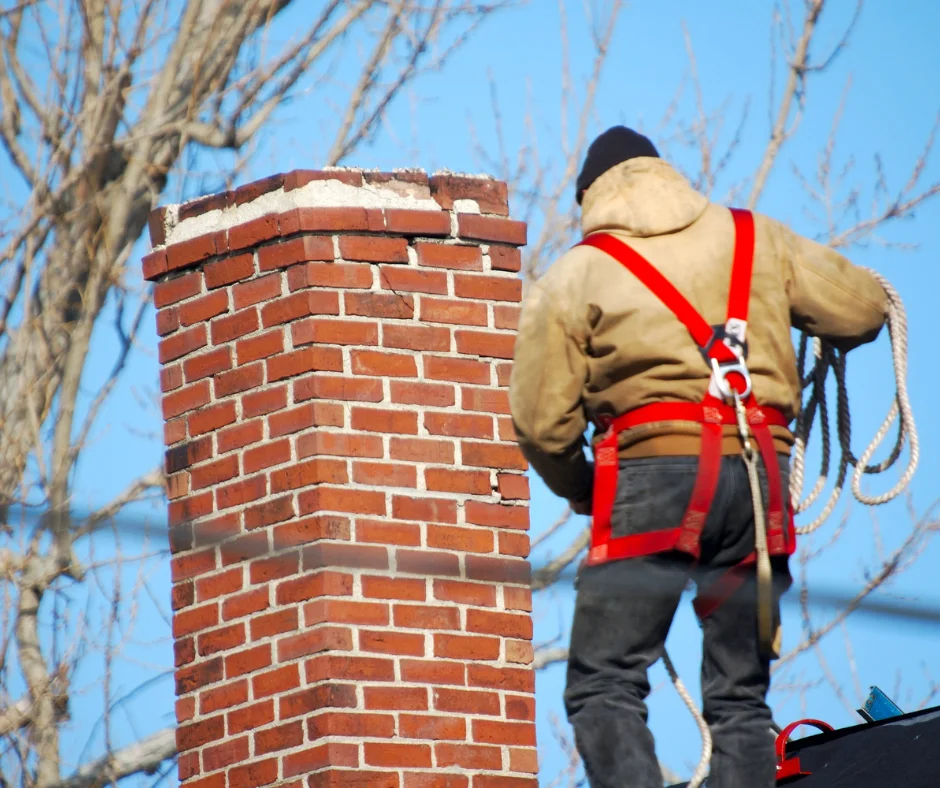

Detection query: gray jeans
xmin=564 ymin=454 xmax=792 ymax=788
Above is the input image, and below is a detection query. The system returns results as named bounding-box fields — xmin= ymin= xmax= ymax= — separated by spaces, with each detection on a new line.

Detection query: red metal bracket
xmin=775 ymin=719 xmax=834 ymax=783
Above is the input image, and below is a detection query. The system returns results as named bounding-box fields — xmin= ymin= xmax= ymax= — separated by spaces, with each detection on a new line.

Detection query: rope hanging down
xmin=672 ymin=273 xmax=918 ymax=788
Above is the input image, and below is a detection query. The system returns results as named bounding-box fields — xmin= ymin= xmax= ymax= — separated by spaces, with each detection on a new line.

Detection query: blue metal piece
xmin=857 ymin=685 xmax=904 ymax=722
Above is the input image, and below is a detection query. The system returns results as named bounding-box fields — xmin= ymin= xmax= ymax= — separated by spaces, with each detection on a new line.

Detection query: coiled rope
xmin=669 ymin=273 xmax=917 ymax=788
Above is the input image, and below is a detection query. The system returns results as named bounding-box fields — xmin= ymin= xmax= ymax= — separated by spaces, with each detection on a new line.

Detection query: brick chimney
xmin=143 ymin=169 xmax=537 ymax=787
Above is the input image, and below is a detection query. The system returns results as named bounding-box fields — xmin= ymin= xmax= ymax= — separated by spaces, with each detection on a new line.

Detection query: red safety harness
xmin=577 ymin=208 xmax=796 ymax=621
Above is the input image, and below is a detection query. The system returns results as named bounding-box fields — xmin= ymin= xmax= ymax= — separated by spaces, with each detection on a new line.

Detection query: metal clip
xmin=710 ymin=356 xmax=753 ymax=401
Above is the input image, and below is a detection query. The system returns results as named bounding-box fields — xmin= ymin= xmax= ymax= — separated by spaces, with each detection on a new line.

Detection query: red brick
xmin=164 ymin=417 xmax=186 ymax=446
xmin=430 ymin=174 xmax=509 ymax=215
xmin=305 ymin=598 xmax=389 ymax=627
xmin=508 ymin=748 xmax=539 ymax=773
xmin=177 ymin=715 xmax=225 ymax=751
xmin=465 ymin=501 xmax=528 ymax=530
xmin=203 ymin=736 xmax=249 ymax=772
xmin=302 ymin=541 xmax=389 ymax=571
xmin=474 ymin=776 xmax=538 ymax=788
xmin=170 ymin=548 xmax=216 ymax=583
xmin=490 ymin=245 xmax=523 ymax=272
xmin=181 ymin=347 xmax=231 ymax=384
xmin=435 ymin=743 xmax=501 ymax=771
xmin=210 ymin=308 xmax=259 ymax=344
xmin=175 ymin=637 xmax=195 ymax=669
xmin=255 ymin=720 xmax=304 ymax=755
xmin=454 ymin=272 xmax=523 ymax=302
xmin=173 ymin=602 xmax=219 ymax=640
xmin=228 ymin=758 xmax=278 ymax=788
xmin=425 ymin=412 xmax=492 ymax=439
xmin=468 ymin=665 xmax=535 ymax=693
xmin=168 ymin=232 xmax=227 ymax=272
xmin=225 ymin=643 xmax=271 ymax=679
xmin=433 ymin=688 xmax=500 ymax=716
xmin=195 ymin=567 xmax=243 ymax=602
xmin=494 ymin=304 xmax=521 ymax=329
xmin=308 ymin=711 xmax=396 ymax=740
xmin=396 ymin=549 xmax=461 ymax=578
xmin=498 ymin=474 xmax=529 ymax=500
xmin=361 ymin=576 xmax=426 ymax=601
xmin=227 ymin=699 xmax=274 ymax=734
xmin=253 ymin=663 xmax=301 ymax=699
xmin=284 ymin=744 xmax=360 ymax=778
xmin=462 ymin=441 xmax=526 ymax=470
xmin=404 ymin=773 xmax=469 ymax=788
xmin=172 ymin=581 xmax=194 ymax=611
xmin=216 ymin=419 xmax=262 ymax=454
xmin=243 ymin=385 xmax=287 ymax=417
xmin=154 ymin=271 xmax=202 ymax=308
xmin=384 ymin=209 xmax=451 ymax=236
xmin=433 ymin=579 xmax=497 ymax=608
xmin=390 ymin=380 xmax=455 ymax=407
xmin=424 ymin=356 xmax=490 ymax=385
xmin=465 ymin=555 xmax=531 ymax=585
xmin=178 ymin=192 xmax=230 ymax=221
xmin=456 ymin=331 xmax=516 ymax=360
xmin=197 ymin=623 xmax=246 ymax=656
xmin=394 ymin=604 xmax=459 ymax=630
xmin=389 ymin=437 xmax=455 ymax=464
xmin=284 ymin=169 xmax=363 ymax=190
xmin=233 ymin=273 xmax=281 ymax=309
xmin=188 ymin=401 xmax=236 ymax=436
xmin=142 ymin=248 xmax=167 ymax=280
xmin=364 ymin=686 xmax=429 ymax=711
xmin=472 ymin=719 xmax=536 ymax=747
xmin=427 ymin=524 xmax=493 ymax=554
xmin=298 ymin=485 xmax=388 ymax=518
xmin=273 ymin=515 xmax=351 ymax=549
xmin=277 ymin=626 xmax=354 ymax=661
xmin=250 ymin=608 xmax=298 ymax=641
xmin=400 ymin=714 xmax=466 ymax=741
xmin=222 ymin=587 xmax=270 ymax=620
xmin=506 ymin=640 xmax=534 ymax=665
xmin=360 ymin=629 xmax=425 ymax=656
xmin=420 ymin=297 xmax=487 ymax=326
xmin=159 ymin=325 xmax=208 ymax=363
xmin=155 ymin=307 xmax=179 ymax=337
xmin=351 ymin=407 xmax=418 ymax=435
xmin=425 ymin=468 xmax=490 ymax=495
xmin=353 ymin=461 xmax=417 ymax=488
xmin=261 ymin=290 xmax=340 ymax=327
xmin=236 ymin=328 xmax=284 ymax=365
xmin=462 ymin=386 xmax=510 ymax=414
xmin=249 ymin=551 xmax=299 ymax=584
xmin=305 ymin=656 xmax=396 ymax=685
xmin=380 ymin=266 xmax=448 ymax=295
xmin=267 ymin=346 xmax=343 ymax=381
xmin=243 ymin=440 xmax=291 ymax=475
xmin=297 ymin=431 xmax=383 ymax=459
xmin=467 ymin=609 xmax=532 ymax=639
xmin=288 ymin=206 xmax=381 ymax=232
xmin=227 ymin=214 xmax=278 ymax=251
xmin=499 ymin=532 xmax=530 ymax=558
xmin=382 ymin=324 xmax=450 ymax=353
xmin=364 ymin=742 xmax=432 ymax=768
xmin=416 ymin=243 xmax=483 ymax=270
xmin=280 ymin=683 xmax=358 ymax=720
xmin=401 ymin=659 xmax=465 ymax=686
xmin=457 ymin=215 xmax=526 ymax=245
xmin=258 ymin=235 xmax=333 ymax=271
xmin=288 ymin=261 xmax=372 ymax=290
xmin=295 ymin=375 xmax=383 ymax=403
xmin=351 ymin=350 xmax=417 ymax=378
xmin=233 ymin=173 xmax=285 ymax=205
xmin=190 ymin=455 xmax=238 ymax=490
xmin=497 ymin=417 xmax=516 ymax=441
xmin=345 ymin=291 xmax=415 ymax=319
xmin=269 ymin=402 xmax=342 ymax=437
xmin=179 ymin=290 xmax=229 ymax=326
xmin=270 ymin=457 xmax=348 ymax=493
xmin=434 ymin=633 xmax=500 ymax=660
xmin=163 ymin=380 xmax=211 ymax=419
xmin=176 ymin=697 xmax=195 ymax=724
xmin=357 ymin=519 xmax=422 ymax=547
xmin=340 ymin=235 xmax=408 ymax=263
xmin=175 ymin=657 xmax=222 ymax=694
xmin=293 ymin=318 xmax=378 ymax=347
xmin=392 ymin=496 xmax=457 ymax=524
xmin=205 ymin=253 xmax=254 ymax=289
xmin=504 ymin=586 xmax=532 ymax=612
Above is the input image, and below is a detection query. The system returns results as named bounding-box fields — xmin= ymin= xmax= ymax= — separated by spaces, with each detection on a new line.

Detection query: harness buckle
xmin=710 ymin=356 xmax=753 ymax=401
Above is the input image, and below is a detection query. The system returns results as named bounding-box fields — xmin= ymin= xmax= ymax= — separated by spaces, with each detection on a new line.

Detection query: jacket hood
xmin=580 ymin=157 xmax=709 ymax=237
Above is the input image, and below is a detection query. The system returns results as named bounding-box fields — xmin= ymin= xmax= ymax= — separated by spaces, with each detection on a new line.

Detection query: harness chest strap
xmin=577 ymin=209 xmax=796 ymax=623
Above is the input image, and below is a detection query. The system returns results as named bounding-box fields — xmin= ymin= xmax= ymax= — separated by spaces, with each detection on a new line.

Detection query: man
xmin=508 ymin=126 xmax=887 ymax=788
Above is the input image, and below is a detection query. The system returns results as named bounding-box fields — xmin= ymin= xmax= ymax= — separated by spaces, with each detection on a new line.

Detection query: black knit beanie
xmin=576 ymin=126 xmax=660 ymax=204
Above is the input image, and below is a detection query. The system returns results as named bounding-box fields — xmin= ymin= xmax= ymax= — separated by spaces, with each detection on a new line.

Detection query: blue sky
xmin=51 ymin=1 xmax=940 ymax=784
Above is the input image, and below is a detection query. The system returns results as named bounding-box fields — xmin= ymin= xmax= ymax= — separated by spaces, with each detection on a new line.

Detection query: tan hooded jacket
xmin=508 ymin=158 xmax=887 ymax=502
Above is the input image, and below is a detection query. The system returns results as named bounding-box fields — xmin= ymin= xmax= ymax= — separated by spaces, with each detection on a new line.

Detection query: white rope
xmin=789 ymin=270 xmax=918 ymax=532
xmin=664 ymin=274 xmax=916 ymax=786
xmin=663 ymin=650 xmax=712 ymax=788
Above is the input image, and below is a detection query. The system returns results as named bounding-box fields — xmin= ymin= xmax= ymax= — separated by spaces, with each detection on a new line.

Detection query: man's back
xmin=509 ymin=155 xmax=886 ymax=500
